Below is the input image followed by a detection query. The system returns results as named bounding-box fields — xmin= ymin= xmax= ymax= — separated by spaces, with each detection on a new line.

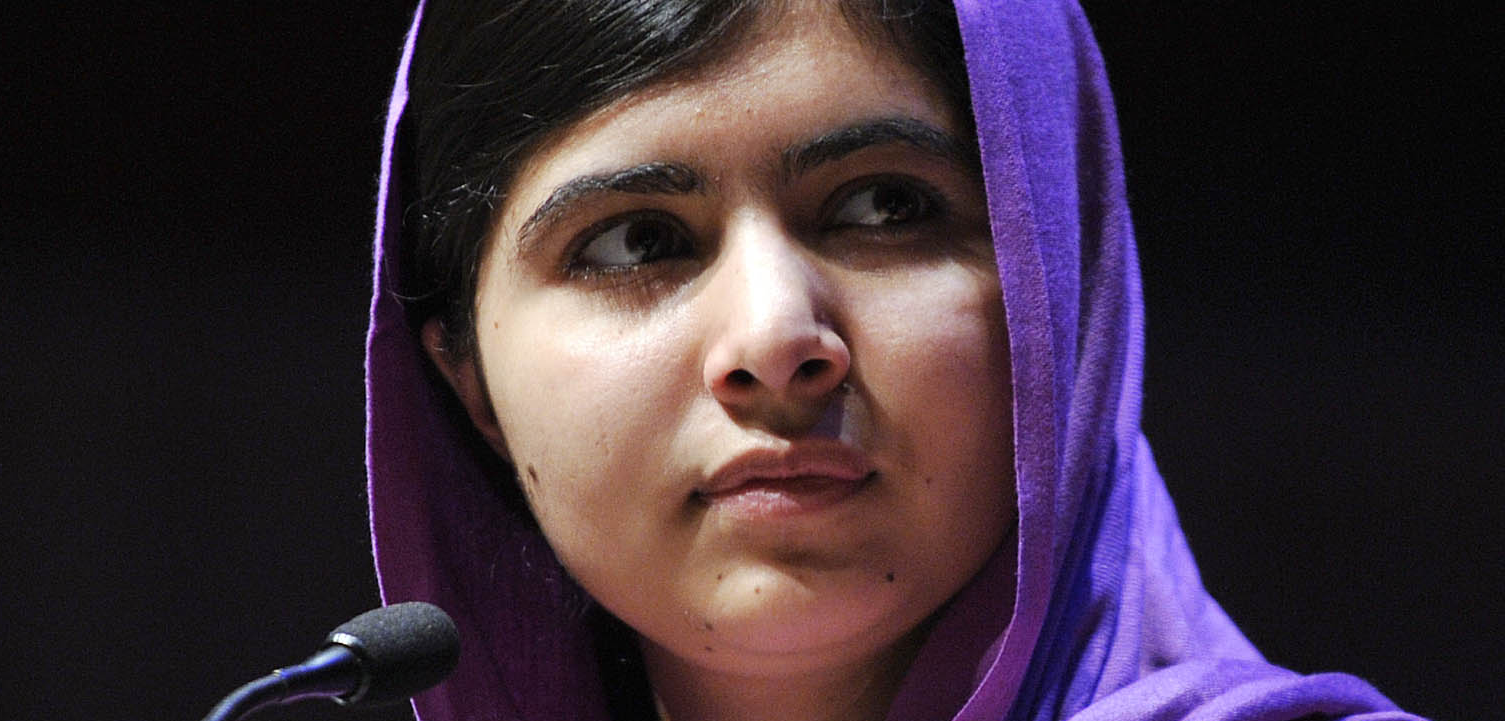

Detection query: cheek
xmin=851 ymin=264 xmax=1014 ymax=551
xmin=855 ymin=264 xmax=1011 ymax=424
xmin=476 ymin=302 xmax=700 ymax=581
xmin=487 ymin=301 xmax=677 ymax=462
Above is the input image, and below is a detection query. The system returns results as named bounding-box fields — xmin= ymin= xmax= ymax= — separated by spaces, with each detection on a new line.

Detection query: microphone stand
xmin=201 ymin=645 xmax=362 ymax=721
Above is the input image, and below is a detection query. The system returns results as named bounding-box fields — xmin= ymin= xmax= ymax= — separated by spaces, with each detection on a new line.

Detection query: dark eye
xmin=574 ymin=214 xmax=693 ymax=270
xmin=827 ymin=179 xmax=936 ymax=228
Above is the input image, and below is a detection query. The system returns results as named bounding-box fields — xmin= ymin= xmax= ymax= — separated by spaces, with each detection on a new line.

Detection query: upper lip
xmin=696 ymin=441 xmax=875 ymax=497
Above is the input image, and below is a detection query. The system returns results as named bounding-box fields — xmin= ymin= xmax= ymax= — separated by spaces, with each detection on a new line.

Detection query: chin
xmin=664 ymin=562 xmax=927 ymax=672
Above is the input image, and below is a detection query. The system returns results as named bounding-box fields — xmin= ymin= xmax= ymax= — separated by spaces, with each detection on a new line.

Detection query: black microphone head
xmin=325 ymin=601 xmax=459 ymax=705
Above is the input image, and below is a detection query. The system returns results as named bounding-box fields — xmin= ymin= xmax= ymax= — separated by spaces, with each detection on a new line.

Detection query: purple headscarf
xmin=365 ymin=1 xmax=1423 ymax=719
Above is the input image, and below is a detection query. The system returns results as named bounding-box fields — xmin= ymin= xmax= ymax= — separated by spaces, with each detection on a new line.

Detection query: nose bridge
xmin=702 ymin=216 xmax=849 ymax=407
xmin=727 ymin=220 xmax=819 ymax=338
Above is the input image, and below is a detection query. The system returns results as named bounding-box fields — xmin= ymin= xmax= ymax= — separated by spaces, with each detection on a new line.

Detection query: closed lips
xmin=696 ymin=443 xmax=874 ymax=498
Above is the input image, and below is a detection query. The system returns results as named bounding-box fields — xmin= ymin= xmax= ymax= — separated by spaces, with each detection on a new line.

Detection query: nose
xmin=702 ymin=222 xmax=851 ymax=420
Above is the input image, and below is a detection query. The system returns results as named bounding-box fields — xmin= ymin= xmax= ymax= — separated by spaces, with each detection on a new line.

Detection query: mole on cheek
xmin=521 ymin=464 xmax=541 ymax=501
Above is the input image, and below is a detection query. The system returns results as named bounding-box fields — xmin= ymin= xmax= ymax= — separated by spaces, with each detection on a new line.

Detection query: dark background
xmin=3 ymin=3 xmax=1498 ymax=720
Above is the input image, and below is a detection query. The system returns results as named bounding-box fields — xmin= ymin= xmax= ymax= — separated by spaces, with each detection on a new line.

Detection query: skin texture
xmin=426 ymin=5 xmax=1015 ymax=719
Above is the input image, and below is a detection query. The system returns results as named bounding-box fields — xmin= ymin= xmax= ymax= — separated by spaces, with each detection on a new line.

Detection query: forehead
xmin=494 ymin=3 xmax=956 ymax=232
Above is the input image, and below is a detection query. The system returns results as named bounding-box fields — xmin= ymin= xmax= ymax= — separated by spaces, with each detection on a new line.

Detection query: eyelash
xmin=822 ymin=175 xmax=945 ymax=232
xmin=562 ymin=210 xmax=695 ymax=279
xmin=561 ymin=176 xmax=946 ymax=278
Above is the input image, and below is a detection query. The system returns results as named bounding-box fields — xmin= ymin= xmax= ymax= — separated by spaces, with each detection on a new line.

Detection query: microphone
xmin=201 ymin=601 xmax=460 ymax=721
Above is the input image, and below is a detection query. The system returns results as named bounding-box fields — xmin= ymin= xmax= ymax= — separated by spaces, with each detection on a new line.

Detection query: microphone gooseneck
xmin=200 ymin=601 xmax=459 ymax=721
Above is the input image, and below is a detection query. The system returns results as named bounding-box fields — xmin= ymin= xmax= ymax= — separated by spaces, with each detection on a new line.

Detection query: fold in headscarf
xmin=365 ymin=1 xmax=1422 ymax=719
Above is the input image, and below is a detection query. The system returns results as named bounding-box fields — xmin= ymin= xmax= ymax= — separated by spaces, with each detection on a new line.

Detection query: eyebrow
xmin=781 ymin=116 xmax=970 ymax=179
xmin=514 ymin=162 xmax=703 ymax=258
xmin=512 ymin=117 xmax=967 ymax=257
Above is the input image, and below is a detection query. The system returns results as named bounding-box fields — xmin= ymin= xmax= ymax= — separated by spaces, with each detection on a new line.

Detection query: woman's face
xmin=434 ymin=6 xmax=1014 ymax=677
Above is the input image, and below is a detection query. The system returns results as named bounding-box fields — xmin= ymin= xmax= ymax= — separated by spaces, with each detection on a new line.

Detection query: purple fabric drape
xmin=364 ymin=1 xmax=1423 ymax=719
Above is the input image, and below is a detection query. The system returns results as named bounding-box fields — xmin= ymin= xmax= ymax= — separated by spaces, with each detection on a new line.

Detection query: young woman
xmin=364 ymin=1 xmax=1422 ymax=719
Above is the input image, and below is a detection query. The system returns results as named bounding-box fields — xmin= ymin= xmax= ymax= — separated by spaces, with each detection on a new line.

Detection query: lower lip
xmin=698 ymin=473 xmax=874 ymax=520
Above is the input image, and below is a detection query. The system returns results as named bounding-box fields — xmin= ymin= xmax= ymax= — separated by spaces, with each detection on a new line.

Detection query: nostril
xmin=795 ymin=358 xmax=830 ymax=380
xmin=726 ymin=369 xmax=756 ymax=386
